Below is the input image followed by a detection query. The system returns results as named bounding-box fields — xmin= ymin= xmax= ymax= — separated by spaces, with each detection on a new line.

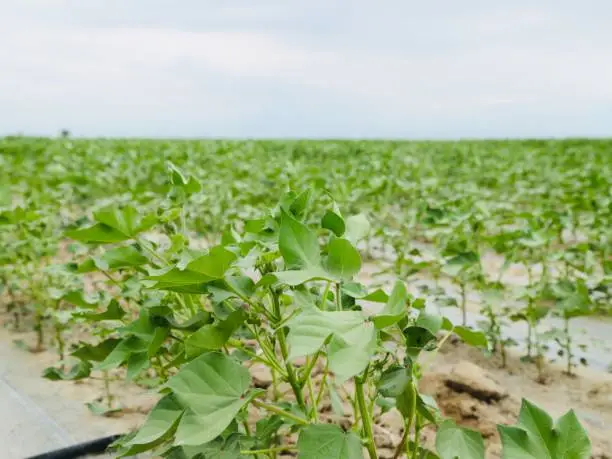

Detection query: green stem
xmin=103 ymin=370 xmax=113 ymax=409
xmin=460 ymin=282 xmax=467 ymax=326
xmin=300 ymin=348 xmax=323 ymax=384
xmin=335 ymin=282 xmax=342 ymax=311
xmin=35 ymin=312 xmax=44 ymax=352
xmin=356 ymin=370 xmax=377 ymax=459
xmin=155 ymin=355 xmax=168 ymax=380
xmin=100 ymin=269 xmax=123 ymax=290
xmin=392 ymin=428 xmax=409 ymax=459
xmin=412 ymin=417 xmax=422 ymax=459
xmin=54 ymin=324 xmax=65 ymax=371
xmin=183 ymin=294 xmax=197 ymax=316
xmin=270 ymin=289 xmax=307 ymax=412
xmin=137 ymin=236 xmax=168 ymax=265
xmin=252 ymin=400 xmax=309 ymax=426
xmin=564 ymin=315 xmax=572 ymax=375
xmin=305 ymin=366 xmax=318 ymax=421
xmin=403 ymin=387 xmax=417 ymax=457
xmin=315 ymin=361 xmax=330 ymax=407
xmin=421 ymin=328 xmax=454 ymax=372
xmin=241 ymin=445 xmax=297 ymax=455
xmin=321 ymin=281 xmax=331 ymax=310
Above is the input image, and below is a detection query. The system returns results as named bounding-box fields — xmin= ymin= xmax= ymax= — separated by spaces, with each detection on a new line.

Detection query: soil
xmin=422 ymin=340 xmax=612 ymax=458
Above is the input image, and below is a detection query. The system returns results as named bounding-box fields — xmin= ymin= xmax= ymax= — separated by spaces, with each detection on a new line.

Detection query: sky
xmin=1 ymin=1 xmax=612 ymax=139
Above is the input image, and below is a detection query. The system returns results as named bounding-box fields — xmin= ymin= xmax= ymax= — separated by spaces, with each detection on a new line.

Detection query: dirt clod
xmin=444 ymin=360 xmax=508 ymax=403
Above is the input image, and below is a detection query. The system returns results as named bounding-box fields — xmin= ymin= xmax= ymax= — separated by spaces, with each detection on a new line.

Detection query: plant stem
xmin=103 ymin=370 xmax=113 ymax=409
xmin=252 ymin=400 xmax=309 ymax=426
xmin=270 ymin=289 xmax=307 ymax=412
xmin=411 ymin=417 xmax=422 ymax=459
xmin=315 ymin=361 xmax=330 ymax=407
xmin=392 ymin=428 xmax=408 ymax=459
xmin=404 ymin=386 xmax=417 ymax=457
xmin=335 ymin=282 xmax=342 ymax=311
xmin=241 ymin=445 xmax=297 ymax=455
xmin=300 ymin=348 xmax=323 ymax=384
xmin=305 ymin=367 xmax=318 ymax=422
xmin=564 ymin=315 xmax=572 ymax=375
xmin=35 ymin=312 xmax=44 ymax=352
xmin=460 ymin=282 xmax=467 ymax=326
xmin=321 ymin=281 xmax=331 ymax=310
xmin=54 ymin=324 xmax=65 ymax=371
xmin=355 ymin=370 xmax=378 ymax=459
xmin=136 ymin=236 xmax=168 ymax=265
xmin=155 ymin=355 xmax=168 ymax=380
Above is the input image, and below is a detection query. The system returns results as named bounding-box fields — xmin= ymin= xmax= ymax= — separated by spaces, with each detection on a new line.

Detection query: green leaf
xmin=327 ymin=329 xmax=376 ymax=382
xmin=255 ymin=415 xmax=284 ymax=448
xmin=67 ymin=205 xmax=157 ymax=243
xmin=377 ymin=367 xmax=432 ymax=423
xmin=322 ymin=205 xmax=346 ymax=237
xmin=447 ymin=251 xmax=480 ymax=267
xmin=287 ymin=309 xmax=375 ymax=381
xmin=122 ymin=394 xmax=184 ymax=449
xmin=78 ymin=245 xmax=148 ymax=272
xmin=265 ymin=268 xmax=331 ymax=287
xmin=498 ymin=399 xmax=591 ymax=459
xmin=148 ymin=327 xmax=169 ymax=357
xmin=395 ymin=379 xmax=417 ymax=419
xmin=325 ymin=238 xmax=361 ymax=281
xmin=297 ymin=424 xmax=364 ymax=459
xmin=59 ymin=290 xmax=99 ymax=308
xmin=373 ymin=281 xmax=409 ymax=329
xmin=165 ymin=433 xmax=247 ymax=459
xmin=344 ymin=214 xmax=370 ymax=245
xmin=552 ymin=410 xmax=591 ymax=458
xmin=148 ymin=246 xmax=237 ymax=290
xmin=96 ymin=336 xmax=148 ymax=371
xmin=288 ymin=189 xmax=311 ymax=218
xmin=94 ymin=205 xmax=157 ymax=237
xmin=436 ymin=420 xmax=485 ymax=459
xmin=75 ymin=299 xmax=125 ymax=321
xmin=453 ymin=326 xmax=488 ymax=348
xmin=342 ymin=282 xmax=388 ymax=303
xmin=86 ymin=402 xmax=122 ymax=417
xmin=377 ymin=365 xmax=412 ymax=398
xmin=42 ymin=360 xmax=92 ymax=381
xmin=167 ymin=312 xmax=212 ymax=331
xmin=168 ymin=162 xmax=201 ymax=194
xmin=185 ymin=309 xmax=247 ymax=358
xmin=127 ymin=352 xmax=149 ymax=380
xmin=416 ymin=311 xmax=444 ymax=334
xmin=66 ymin=223 xmax=127 ymax=243
xmin=279 ymin=210 xmax=320 ymax=269
xmin=168 ymin=352 xmax=252 ymax=446
xmin=403 ymin=326 xmax=437 ymax=358
xmin=71 ymin=338 xmax=120 ymax=362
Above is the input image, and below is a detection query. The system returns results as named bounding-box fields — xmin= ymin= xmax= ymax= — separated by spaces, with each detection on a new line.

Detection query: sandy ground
xmin=0 ymin=322 xmax=155 ymax=458
xmin=422 ymin=340 xmax=612 ymax=458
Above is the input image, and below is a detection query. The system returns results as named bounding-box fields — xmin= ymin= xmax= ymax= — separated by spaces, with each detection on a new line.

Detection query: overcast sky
xmin=1 ymin=1 xmax=612 ymax=138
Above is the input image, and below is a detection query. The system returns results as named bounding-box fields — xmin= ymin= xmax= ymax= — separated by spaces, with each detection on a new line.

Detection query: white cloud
xmin=0 ymin=1 xmax=611 ymax=137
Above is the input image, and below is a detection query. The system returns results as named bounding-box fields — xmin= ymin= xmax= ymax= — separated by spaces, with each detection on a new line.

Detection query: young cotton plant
xmin=48 ymin=176 xmax=593 ymax=458
xmin=111 ymin=192 xmax=472 ymax=458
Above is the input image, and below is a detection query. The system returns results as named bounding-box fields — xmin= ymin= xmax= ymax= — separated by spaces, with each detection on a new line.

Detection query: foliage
xmin=1 ymin=137 xmax=607 ymax=458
